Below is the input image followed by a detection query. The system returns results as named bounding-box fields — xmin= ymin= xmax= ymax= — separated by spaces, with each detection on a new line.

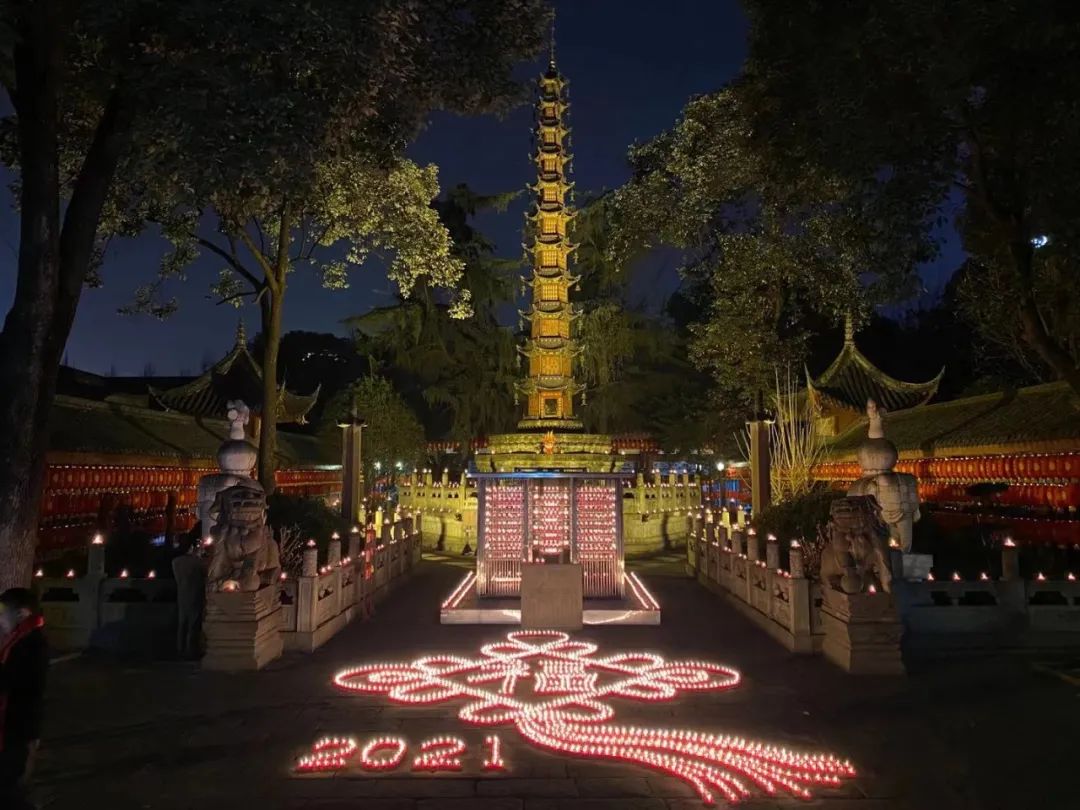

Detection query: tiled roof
xmin=48 ymin=395 xmax=338 ymax=467
xmin=148 ymin=340 xmax=318 ymax=423
xmin=809 ymin=337 xmax=942 ymax=414
xmin=824 ymin=381 xmax=1080 ymax=458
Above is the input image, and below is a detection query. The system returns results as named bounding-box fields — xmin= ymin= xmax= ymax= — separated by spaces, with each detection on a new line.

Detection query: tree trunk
xmin=0 ymin=6 xmax=132 ymax=590
xmin=0 ymin=6 xmax=63 ymax=591
xmin=258 ymin=288 xmax=284 ymax=494
xmin=1010 ymin=238 xmax=1080 ymax=395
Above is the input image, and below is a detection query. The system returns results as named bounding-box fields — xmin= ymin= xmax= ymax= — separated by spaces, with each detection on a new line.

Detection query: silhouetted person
xmin=172 ymin=537 xmax=206 ymax=659
xmin=0 ymin=588 xmax=48 ymax=810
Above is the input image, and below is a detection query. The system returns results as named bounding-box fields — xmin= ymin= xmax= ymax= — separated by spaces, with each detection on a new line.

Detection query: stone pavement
xmin=32 ymin=555 xmax=1078 ymax=809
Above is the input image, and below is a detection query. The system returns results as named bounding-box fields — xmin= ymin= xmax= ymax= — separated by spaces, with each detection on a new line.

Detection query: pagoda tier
xmin=515 ymin=57 xmax=584 ymax=431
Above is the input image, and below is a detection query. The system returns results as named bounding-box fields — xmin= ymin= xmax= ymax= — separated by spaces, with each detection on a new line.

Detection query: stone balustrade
xmin=686 ymin=507 xmax=1080 ymax=663
xmin=34 ymin=514 xmax=423 ymax=656
xmin=687 ymin=510 xmax=818 ymax=653
xmin=281 ymin=514 xmax=422 ymax=652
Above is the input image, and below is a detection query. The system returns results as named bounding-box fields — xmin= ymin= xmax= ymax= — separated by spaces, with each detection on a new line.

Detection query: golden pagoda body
xmin=479 ymin=53 xmax=614 ymax=473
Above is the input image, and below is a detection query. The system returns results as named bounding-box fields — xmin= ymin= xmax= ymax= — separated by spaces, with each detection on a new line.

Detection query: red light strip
xmin=328 ymin=630 xmax=855 ymax=804
xmin=441 ymin=571 xmax=476 ymax=610
xmin=482 ymin=734 xmax=506 ymax=771
xmin=626 ymin=572 xmax=660 ymax=611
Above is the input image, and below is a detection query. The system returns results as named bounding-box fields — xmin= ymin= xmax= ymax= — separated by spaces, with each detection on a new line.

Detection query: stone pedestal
xmin=521 ymin=563 xmax=582 ymax=630
xmin=820 ymin=588 xmax=905 ymax=675
xmin=901 ymin=553 xmax=933 ymax=581
xmin=203 ymin=586 xmax=283 ymax=671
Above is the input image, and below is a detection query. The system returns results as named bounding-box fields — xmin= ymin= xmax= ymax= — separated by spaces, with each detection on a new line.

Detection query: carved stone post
xmin=348 ymin=526 xmax=362 ymax=560
xmin=789 ymin=541 xmax=805 ymax=579
xmin=296 ymin=541 xmax=319 ymax=637
xmin=731 ymin=529 xmax=745 ymax=557
xmin=747 ymin=529 xmax=761 ymax=562
xmin=766 ymin=534 xmax=780 ymax=570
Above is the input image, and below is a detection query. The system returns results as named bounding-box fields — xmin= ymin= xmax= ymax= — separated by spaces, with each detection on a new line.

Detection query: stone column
xmin=747 ymin=392 xmax=772 ymax=517
xmin=339 ymin=412 xmax=366 ymax=525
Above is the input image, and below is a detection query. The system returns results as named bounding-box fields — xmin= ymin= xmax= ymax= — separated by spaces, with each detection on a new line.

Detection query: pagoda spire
xmin=515 ymin=40 xmax=584 ymax=431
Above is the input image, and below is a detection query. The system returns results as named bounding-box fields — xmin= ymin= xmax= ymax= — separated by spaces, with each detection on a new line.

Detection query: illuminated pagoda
xmin=516 ymin=49 xmax=584 ymax=431
xmin=478 ymin=35 xmax=615 ymax=474
xmin=467 ymin=30 xmax=633 ymax=608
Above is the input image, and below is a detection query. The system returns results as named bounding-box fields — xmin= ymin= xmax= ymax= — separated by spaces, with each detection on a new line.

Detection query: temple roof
xmin=47 ymin=395 xmax=338 ymax=467
xmin=808 ymin=327 xmax=943 ymax=415
xmin=148 ymin=323 xmax=318 ymax=423
xmin=823 ymin=381 xmax=1080 ymax=459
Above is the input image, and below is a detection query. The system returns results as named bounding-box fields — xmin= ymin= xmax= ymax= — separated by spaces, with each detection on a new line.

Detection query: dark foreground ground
xmin=32 ymin=554 xmax=1078 ymax=810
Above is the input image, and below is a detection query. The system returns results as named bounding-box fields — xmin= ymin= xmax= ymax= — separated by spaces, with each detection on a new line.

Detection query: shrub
xmin=267 ymin=492 xmax=348 ymax=552
xmin=752 ymin=487 xmax=845 ymax=545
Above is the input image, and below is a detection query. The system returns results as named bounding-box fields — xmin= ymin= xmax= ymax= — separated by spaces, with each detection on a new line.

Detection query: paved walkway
xmin=33 ymin=556 xmax=1077 ymax=809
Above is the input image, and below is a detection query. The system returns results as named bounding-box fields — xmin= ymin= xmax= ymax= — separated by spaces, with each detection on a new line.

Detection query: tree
xmin=321 ymin=376 xmax=425 ymax=488
xmin=0 ymin=0 xmax=547 ymax=588
xmin=740 ymin=0 xmax=1080 ymax=393
xmin=349 ymin=185 xmax=523 ymax=446
xmin=128 ymin=4 xmax=547 ymax=493
xmin=607 ymin=89 xmax=931 ymax=426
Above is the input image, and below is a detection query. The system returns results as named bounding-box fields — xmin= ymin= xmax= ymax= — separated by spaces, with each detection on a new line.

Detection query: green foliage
xmin=267 ymin=492 xmax=346 ymax=545
xmin=322 ymin=376 xmax=425 ymax=482
xmin=741 ymin=0 xmax=1080 ymax=392
xmin=751 ymin=487 xmax=845 ymax=546
xmin=570 ymin=196 xmax=715 ymax=448
xmin=607 ymin=88 xmax=930 ymax=420
xmin=349 ymin=185 xmax=521 ymax=444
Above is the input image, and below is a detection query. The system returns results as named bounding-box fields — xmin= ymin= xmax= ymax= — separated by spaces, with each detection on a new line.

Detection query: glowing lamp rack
xmin=442 ymin=472 xmax=658 ymax=626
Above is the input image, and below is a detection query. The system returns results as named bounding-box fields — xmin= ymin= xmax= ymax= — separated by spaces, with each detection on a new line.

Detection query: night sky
xmin=0 ymin=0 xmax=960 ymax=377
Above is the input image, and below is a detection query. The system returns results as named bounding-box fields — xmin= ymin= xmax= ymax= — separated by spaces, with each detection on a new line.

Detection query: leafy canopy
xmin=607 ymin=88 xmax=932 ymax=414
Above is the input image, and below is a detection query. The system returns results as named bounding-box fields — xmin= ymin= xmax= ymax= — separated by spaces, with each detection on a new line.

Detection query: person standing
xmin=172 ymin=537 xmax=207 ymax=659
xmin=0 ymin=588 xmax=48 ymax=810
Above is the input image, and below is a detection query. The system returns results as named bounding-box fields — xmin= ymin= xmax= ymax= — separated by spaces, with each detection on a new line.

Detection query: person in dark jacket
xmin=172 ymin=536 xmax=206 ymax=659
xmin=0 ymin=587 xmax=48 ymax=810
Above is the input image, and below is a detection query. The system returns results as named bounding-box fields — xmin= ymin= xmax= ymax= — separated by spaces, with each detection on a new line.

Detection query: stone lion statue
xmin=206 ymin=480 xmax=281 ymax=591
xmin=818 ymin=495 xmax=893 ymax=594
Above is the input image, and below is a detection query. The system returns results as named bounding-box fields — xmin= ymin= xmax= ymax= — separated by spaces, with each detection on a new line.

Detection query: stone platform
xmin=440 ymin=569 xmax=661 ymax=626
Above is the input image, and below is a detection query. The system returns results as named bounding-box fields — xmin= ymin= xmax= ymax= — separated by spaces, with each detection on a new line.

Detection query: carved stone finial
xmin=235 ymin=317 xmax=246 ymax=348
xmin=225 ymin=400 xmax=250 ymax=441
xmin=843 ymin=312 xmax=855 ymax=346
xmin=866 ymin=399 xmax=884 ymax=439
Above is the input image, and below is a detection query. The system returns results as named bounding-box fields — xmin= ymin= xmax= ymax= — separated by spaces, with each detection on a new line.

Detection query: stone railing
xmin=898 ymin=550 xmax=1080 ymax=647
xmin=687 ymin=511 xmax=818 ymax=653
xmin=688 ymin=510 xmax=1080 ymax=666
xmin=35 ymin=539 xmax=178 ymax=653
xmin=35 ymin=515 xmax=422 ymax=656
xmin=281 ymin=514 xmax=422 ymax=652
